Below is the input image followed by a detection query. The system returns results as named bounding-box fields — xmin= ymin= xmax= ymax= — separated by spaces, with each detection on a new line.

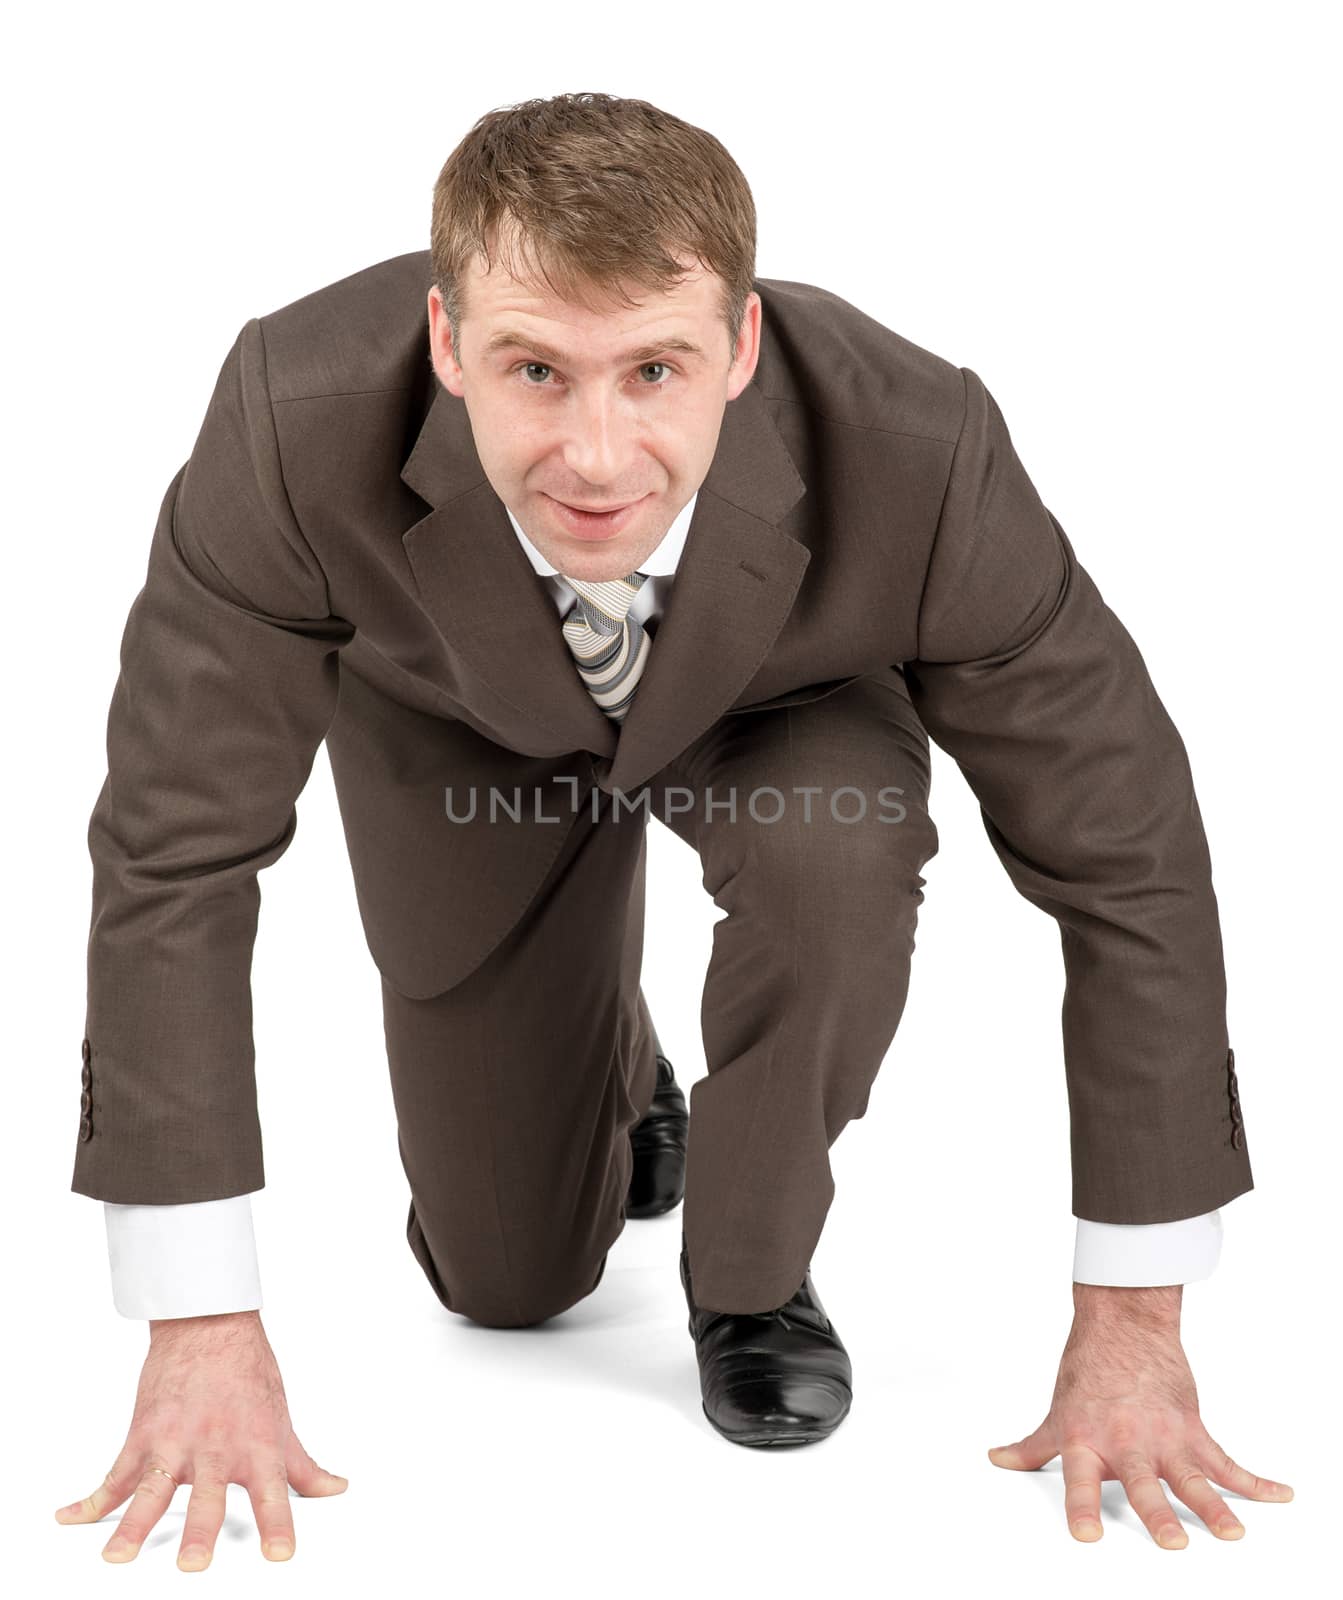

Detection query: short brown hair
xmin=430 ymin=92 xmax=757 ymax=366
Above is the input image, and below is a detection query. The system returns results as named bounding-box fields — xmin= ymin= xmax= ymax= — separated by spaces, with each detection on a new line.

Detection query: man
xmin=55 ymin=92 xmax=1291 ymax=1568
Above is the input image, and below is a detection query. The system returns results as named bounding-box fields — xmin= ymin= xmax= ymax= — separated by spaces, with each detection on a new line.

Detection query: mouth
xmin=545 ymin=493 xmax=648 ymax=540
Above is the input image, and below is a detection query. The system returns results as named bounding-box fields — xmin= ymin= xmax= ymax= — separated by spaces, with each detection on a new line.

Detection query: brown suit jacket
xmin=72 ymin=249 xmax=1252 ymax=1223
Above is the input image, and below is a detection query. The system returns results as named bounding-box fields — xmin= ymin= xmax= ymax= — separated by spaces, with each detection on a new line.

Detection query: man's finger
xmin=247 ymin=1454 xmax=298 ymax=1561
xmin=102 ymin=1460 xmax=181 ymax=1562
xmin=1165 ymin=1456 xmax=1244 ymax=1539
xmin=1116 ymin=1456 xmax=1188 ymax=1549
xmin=285 ymin=1430 xmax=349 ymax=1498
xmin=1196 ymin=1435 xmax=1295 ymax=1503
xmin=987 ymin=1421 xmax=1056 ymax=1471
xmin=177 ymin=1468 xmax=230 ymax=1572
xmin=1061 ymin=1443 xmax=1104 ymax=1541
xmin=54 ymin=1452 xmax=140 ymax=1524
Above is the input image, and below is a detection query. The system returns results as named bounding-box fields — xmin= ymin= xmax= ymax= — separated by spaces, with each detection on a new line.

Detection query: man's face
xmin=428 ymin=248 xmax=760 ymax=584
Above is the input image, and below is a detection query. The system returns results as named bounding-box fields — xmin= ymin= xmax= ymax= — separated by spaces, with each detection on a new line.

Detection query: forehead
xmin=462 ymin=249 xmax=722 ymax=348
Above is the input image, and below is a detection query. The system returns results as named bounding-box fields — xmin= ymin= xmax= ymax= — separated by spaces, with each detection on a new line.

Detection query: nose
xmin=559 ymin=387 xmax=639 ymax=488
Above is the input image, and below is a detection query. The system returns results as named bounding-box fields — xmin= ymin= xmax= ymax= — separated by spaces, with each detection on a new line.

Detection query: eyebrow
xmin=481 ymin=330 xmax=708 ymax=367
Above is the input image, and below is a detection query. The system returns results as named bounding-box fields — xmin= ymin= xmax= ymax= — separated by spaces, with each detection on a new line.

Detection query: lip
xmin=546 ymin=493 xmax=648 ymax=541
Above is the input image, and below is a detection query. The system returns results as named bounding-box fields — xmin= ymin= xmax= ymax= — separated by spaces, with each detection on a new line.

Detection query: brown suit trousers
xmin=385 ymin=667 xmax=936 ymax=1321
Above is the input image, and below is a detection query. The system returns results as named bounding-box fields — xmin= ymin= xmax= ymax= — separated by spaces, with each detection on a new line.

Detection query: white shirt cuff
xmin=1072 ymin=1210 xmax=1223 ymax=1286
xmin=104 ymin=1193 xmax=264 ymax=1319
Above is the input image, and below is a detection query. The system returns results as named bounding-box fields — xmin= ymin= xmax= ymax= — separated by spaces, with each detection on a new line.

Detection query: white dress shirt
xmin=100 ymin=488 xmax=1226 ymax=1316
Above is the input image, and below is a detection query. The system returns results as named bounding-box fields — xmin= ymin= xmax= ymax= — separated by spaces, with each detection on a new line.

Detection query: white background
xmin=6 ymin=0 xmax=1337 ymax=1591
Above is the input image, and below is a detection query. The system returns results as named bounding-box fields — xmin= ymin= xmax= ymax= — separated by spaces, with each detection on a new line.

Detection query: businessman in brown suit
xmin=56 ymin=93 xmax=1291 ymax=1569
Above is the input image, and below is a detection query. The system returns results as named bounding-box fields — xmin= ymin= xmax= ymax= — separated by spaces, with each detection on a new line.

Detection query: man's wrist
xmin=1072 ymin=1283 xmax=1183 ymax=1330
xmin=149 ymin=1309 xmax=262 ymax=1342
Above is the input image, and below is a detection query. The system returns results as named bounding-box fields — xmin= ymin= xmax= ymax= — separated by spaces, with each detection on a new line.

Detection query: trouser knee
xmin=407 ymin=1202 xmax=610 ymax=1328
xmin=710 ymin=794 xmax=937 ymax=983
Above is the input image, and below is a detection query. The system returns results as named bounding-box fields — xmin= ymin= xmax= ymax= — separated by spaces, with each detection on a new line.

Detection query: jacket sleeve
xmin=902 ymin=365 xmax=1252 ymax=1224
xmin=72 ymin=317 xmax=355 ymax=1205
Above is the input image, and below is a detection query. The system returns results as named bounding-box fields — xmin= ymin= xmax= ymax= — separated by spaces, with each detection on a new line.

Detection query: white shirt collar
xmin=504 ymin=491 xmax=696 ymax=579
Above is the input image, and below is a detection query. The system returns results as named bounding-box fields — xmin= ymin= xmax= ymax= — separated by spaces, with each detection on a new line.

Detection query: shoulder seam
xmin=755 ymin=385 xmax=960 ymax=445
xmin=914 ymin=365 xmax=971 ymax=662
xmin=253 ymin=317 xmax=338 ymax=616
xmin=271 ymin=385 xmax=416 ymax=404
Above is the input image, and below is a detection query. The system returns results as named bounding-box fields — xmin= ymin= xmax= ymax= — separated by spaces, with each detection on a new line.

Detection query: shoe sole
xmin=701 ymin=1400 xmax=848 ymax=1447
xmin=624 ymin=1189 xmax=685 ymax=1219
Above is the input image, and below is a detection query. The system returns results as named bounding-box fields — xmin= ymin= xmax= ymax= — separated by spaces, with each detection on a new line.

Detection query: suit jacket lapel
xmin=401 ymin=473 xmax=620 ymax=761
xmin=399 ymin=374 xmax=811 ymax=794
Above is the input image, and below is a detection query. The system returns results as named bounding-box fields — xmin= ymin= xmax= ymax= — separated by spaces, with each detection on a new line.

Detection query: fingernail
xmin=103 ymin=1538 xmax=135 ymax=1560
xmin=264 ymin=1538 xmax=294 ymax=1560
xmin=1157 ymin=1527 xmax=1188 ymax=1548
xmin=1071 ymin=1518 xmax=1102 ymax=1539
xmin=179 ymin=1547 xmax=211 ymax=1569
xmin=1218 ymin=1519 xmax=1244 ymax=1538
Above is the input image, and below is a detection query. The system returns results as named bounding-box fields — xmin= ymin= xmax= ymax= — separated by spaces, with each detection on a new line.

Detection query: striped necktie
xmin=558 ymin=570 xmax=652 ymax=724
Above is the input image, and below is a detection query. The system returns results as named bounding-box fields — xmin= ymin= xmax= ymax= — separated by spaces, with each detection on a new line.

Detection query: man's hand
xmin=987 ymin=1284 xmax=1293 ymax=1546
xmin=53 ymin=1309 xmax=348 ymax=1569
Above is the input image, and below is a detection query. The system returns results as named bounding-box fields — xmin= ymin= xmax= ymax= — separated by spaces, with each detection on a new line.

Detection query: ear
xmin=428 ymin=286 xmax=465 ymax=396
xmin=726 ymin=290 xmax=763 ymax=399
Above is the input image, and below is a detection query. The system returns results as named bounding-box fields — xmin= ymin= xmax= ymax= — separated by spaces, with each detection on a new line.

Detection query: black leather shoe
xmin=680 ymin=1239 xmax=852 ymax=1447
xmin=625 ymin=1053 xmax=688 ymax=1218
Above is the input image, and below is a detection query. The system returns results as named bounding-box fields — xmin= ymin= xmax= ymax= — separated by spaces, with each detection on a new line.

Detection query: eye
xmin=510 ymin=360 xmax=675 ymax=388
